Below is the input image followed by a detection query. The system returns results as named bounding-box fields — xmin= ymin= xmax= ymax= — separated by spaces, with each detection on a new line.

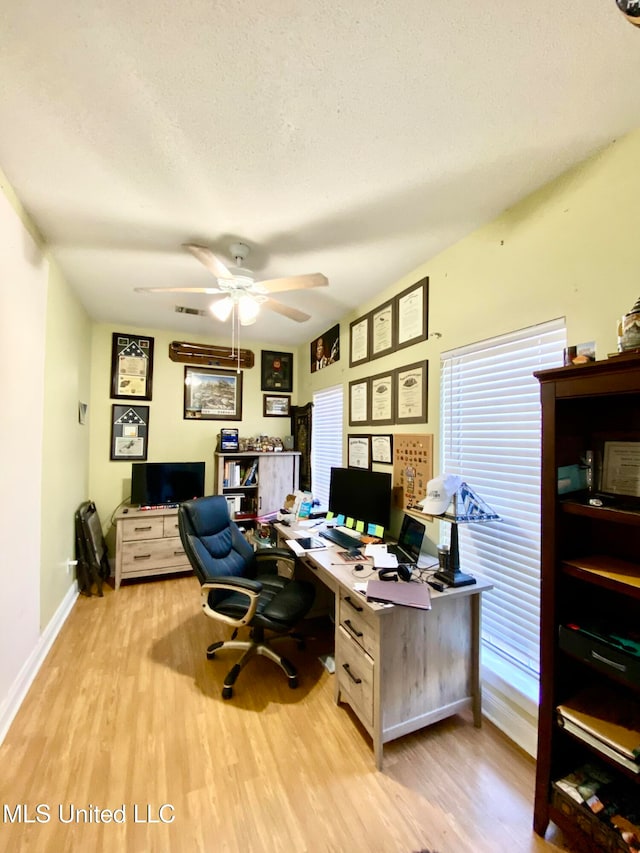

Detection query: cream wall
xmin=88 ymin=324 xmax=299 ymax=531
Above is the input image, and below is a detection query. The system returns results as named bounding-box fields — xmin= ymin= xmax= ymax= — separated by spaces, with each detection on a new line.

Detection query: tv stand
xmin=114 ymin=506 xmax=191 ymax=589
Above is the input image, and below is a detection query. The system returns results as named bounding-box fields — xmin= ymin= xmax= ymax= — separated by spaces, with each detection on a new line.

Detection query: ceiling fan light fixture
xmin=238 ymin=294 xmax=260 ymax=325
xmin=210 ymin=296 xmax=234 ymax=322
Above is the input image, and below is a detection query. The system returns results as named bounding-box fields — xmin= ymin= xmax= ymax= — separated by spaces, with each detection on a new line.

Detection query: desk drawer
xmin=336 ymin=626 xmax=374 ymax=728
xmin=163 ymin=514 xmax=180 ymax=538
xmin=338 ymin=594 xmax=376 ymax=659
xmin=121 ymin=537 xmax=189 ymax=573
xmin=120 ymin=516 xmax=164 ymax=542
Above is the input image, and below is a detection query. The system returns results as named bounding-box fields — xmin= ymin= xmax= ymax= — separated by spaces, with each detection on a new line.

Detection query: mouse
xmin=354 ymin=564 xmax=364 ymax=571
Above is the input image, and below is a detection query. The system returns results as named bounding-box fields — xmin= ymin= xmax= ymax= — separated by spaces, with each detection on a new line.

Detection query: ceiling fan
xmin=136 ymin=242 xmax=328 ymax=326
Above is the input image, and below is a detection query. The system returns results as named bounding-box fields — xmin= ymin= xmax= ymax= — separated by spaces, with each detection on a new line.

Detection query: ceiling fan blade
xmin=258 ymin=273 xmax=328 ymax=294
xmin=263 ymin=297 xmax=311 ymax=323
xmin=183 ymin=243 xmax=234 ymax=279
xmin=135 ymin=286 xmax=224 ymax=294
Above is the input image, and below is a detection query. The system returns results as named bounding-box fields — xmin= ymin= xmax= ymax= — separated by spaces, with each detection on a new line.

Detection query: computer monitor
xmin=328 ymin=467 xmax=392 ymax=530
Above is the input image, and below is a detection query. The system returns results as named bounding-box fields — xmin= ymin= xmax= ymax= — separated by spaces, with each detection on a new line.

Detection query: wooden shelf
xmin=561 ymin=554 xmax=640 ymax=599
xmin=561 ymin=499 xmax=640 ymax=526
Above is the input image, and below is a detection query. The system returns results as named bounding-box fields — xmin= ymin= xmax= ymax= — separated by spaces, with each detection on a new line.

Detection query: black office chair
xmin=178 ymin=496 xmax=315 ymax=699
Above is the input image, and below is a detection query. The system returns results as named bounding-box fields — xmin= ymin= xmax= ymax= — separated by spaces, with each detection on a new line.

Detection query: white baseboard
xmin=0 ymin=581 xmax=79 ymax=746
xmin=483 ymin=680 xmax=538 ymax=758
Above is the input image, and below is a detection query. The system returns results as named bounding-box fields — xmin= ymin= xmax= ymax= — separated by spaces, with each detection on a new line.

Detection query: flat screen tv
xmin=130 ymin=461 xmax=206 ymax=507
xmin=328 ymin=467 xmax=392 ymax=530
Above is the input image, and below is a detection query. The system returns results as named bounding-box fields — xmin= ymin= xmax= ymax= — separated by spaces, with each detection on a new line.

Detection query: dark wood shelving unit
xmin=534 ymin=357 xmax=640 ymax=848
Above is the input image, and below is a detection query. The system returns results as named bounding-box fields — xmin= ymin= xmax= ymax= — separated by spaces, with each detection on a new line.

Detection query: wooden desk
xmin=274 ymin=524 xmax=492 ymax=769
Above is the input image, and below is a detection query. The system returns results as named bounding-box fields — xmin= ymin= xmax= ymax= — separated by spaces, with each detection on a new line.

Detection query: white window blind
xmin=311 ymin=385 xmax=344 ymax=507
xmin=440 ymin=318 xmax=566 ymax=678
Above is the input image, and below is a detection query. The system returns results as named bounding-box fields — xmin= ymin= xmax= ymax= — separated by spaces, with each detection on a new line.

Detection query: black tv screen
xmin=328 ymin=467 xmax=392 ymax=530
xmin=131 ymin=462 xmax=206 ymax=507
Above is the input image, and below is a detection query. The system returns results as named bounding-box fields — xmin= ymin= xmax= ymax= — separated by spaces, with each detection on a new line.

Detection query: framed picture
xmin=394 ymin=360 xmax=428 ymax=424
xmin=349 ymin=378 xmax=370 ymax=426
xmin=263 ymin=394 xmax=291 ymax=417
xmin=349 ymin=313 xmax=370 ymax=367
xmin=370 ymin=299 xmax=395 ymax=360
xmin=394 ymin=278 xmax=429 ymax=351
xmin=369 ymin=370 xmax=395 ymax=426
xmin=292 ymin=402 xmax=313 ymax=492
xmin=184 ymin=366 xmax=243 ymax=420
xmin=110 ymin=333 xmax=154 ymax=400
xmin=602 ymin=440 xmax=640 ymax=497
xmin=348 ymin=434 xmax=371 ymax=469
xmin=110 ymin=404 xmax=149 ymax=461
xmin=371 ymin=434 xmax=393 ymax=464
xmin=311 ymin=324 xmax=340 ymax=372
xmin=261 ymin=351 xmax=293 ymax=392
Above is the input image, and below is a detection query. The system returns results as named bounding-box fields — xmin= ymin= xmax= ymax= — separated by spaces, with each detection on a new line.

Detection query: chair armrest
xmin=254 ymin=548 xmax=295 ymax=573
xmin=200 ymin=577 xmax=262 ymax=627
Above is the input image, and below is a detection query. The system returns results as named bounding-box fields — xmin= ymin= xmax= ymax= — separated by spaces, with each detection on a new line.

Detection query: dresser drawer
xmin=121 ymin=536 xmax=189 ymax=574
xmin=120 ymin=516 xmax=164 ymax=542
xmin=336 ymin=626 xmax=374 ymax=728
xmin=338 ymin=594 xmax=377 ymax=659
xmin=163 ymin=514 xmax=180 ymax=538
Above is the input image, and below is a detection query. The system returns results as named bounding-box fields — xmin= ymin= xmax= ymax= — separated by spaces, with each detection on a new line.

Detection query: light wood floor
xmin=0 ymin=574 xmax=572 ymax=853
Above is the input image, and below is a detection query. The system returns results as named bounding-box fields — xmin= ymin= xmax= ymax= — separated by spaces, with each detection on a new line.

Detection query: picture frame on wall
xmin=371 ymin=434 xmax=393 ymax=464
xmin=311 ymin=324 xmax=340 ymax=372
xmin=349 ymin=378 xmax=370 ymax=426
xmin=369 ymin=370 xmax=395 ymax=426
xmin=394 ymin=278 xmax=429 ymax=351
xmin=394 ymin=360 xmax=428 ymax=424
xmin=110 ymin=404 xmax=149 ymax=461
xmin=370 ymin=299 xmax=395 ymax=360
xmin=110 ymin=333 xmax=154 ymax=400
xmin=348 ymin=434 xmax=371 ymax=470
xmin=184 ymin=366 xmax=243 ymax=420
xmin=261 ymin=351 xmax=293 ymax=392
xmin=349 ymin=313 xmax=370 ymax=367
xmin=263 ymin=394 xmax=291 ymax=417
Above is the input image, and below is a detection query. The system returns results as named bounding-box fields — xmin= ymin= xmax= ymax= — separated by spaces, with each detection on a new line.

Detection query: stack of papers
xmin=364 ymin=543 xmax=398 ymax=569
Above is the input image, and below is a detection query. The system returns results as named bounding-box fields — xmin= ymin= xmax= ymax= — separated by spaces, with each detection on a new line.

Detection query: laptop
xmin=386 ymin=515 xmax=426 ymax=565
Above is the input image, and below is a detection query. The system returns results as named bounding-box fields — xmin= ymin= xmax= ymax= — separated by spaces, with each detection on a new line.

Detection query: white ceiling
xmin=2 ymin=1 xmax=640 ymax=346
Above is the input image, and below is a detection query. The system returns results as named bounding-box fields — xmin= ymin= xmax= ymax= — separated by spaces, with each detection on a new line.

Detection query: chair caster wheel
xmin=206 ymin=650 xmax=216 ymax=660
xmin=288 ymin=677 xmax=298 ymax=689
xmin=222 ymin=686 xmax=233 ymax=699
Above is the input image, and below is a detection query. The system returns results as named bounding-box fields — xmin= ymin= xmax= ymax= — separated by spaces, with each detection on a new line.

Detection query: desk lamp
xmin=418 ymin=474 xmax=500 ymax=588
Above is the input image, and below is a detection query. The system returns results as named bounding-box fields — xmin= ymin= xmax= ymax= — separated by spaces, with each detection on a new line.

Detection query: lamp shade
xmin=210 ymin=297 xmax=234 ymax=322
xmin=238 ymin=294 xmax=260 ymax=326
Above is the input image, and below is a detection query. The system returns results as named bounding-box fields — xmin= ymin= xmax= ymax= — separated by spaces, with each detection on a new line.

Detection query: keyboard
xmin=319 ymin=527 xmax=362 ymax=549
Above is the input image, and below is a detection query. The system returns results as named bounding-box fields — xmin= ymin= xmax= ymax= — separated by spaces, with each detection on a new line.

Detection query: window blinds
xmin=311 ymin=385 xmax=344 ymax=508
xmin=440 ymin=319 xmax=566 ymax=677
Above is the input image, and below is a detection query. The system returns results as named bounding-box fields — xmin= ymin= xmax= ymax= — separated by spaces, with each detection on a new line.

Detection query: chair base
xmin=206 ymin=632 xmax=299 ymax=699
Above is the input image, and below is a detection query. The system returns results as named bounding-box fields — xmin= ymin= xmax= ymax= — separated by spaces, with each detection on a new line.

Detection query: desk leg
xmin=471 ymin=593 xmax=482 ymax=727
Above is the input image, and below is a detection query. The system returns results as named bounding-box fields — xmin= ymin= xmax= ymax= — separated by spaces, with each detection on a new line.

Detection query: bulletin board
xmin=393 ymin=434 xmax=434 ymax=513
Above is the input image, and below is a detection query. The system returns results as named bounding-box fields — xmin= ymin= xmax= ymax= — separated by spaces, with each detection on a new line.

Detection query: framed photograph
xmin=311 ymin=324 xmax=340 ymax=372
xmin=110 ymin=404 xmax=149 ymax=461
xmin=370 ymin=299 xmax=395 ymax=360
xmin=348 ymin=434 xmax=371 ymax=469
xmin=261 ymin=351 xmax=293 ymax=392
xmin=263 ymin=394 xmax=291 ymax=417
xmin=394 ymin=278 xmax=429 ymax=351
xmin=394 ymin=360 xmax=428 ymax=424
xmin=349 ymin=378 xmax=370 ymax=426
xmin=110 ymin=333 xmax=154 ymax=400
xmin=369 ymin=370 xmax=395 ymax=426
xmin=371 ymin=434 xmax=393 ymax=465
xmin=349 ymin=314 xmax=370 ymax=367
xmin=184 ymin=366 xmax=243 ymax=420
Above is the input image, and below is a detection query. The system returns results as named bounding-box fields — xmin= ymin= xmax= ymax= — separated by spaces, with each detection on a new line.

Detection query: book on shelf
xmin=242 ymin=459 xmax=258 ymax=486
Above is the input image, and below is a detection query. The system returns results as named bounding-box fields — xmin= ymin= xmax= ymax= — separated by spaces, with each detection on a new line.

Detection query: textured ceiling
xmin=2 ymin=1 xmax=640 ymax=345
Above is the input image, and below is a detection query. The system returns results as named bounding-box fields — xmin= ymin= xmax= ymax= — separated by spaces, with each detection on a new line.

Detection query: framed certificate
xmin=349 ymin=314 xmax=370 ymax=367
xmin=348 ymin=378 xmax=370 ymax=426
xmin=110 ymin=404 xmax=149 ymax=461
xmin=110 ymin=333 xmax=154 ymax=400
xmin=370 ymin=300 xmax=395 ymax=360
xmin=371 ymin=434 xmax=393 ymax=465
xmin=394 ymin=278 xmax=429 ymax=350
xmin=348 ymin=434 xmax=371 ymax=469
xmin=369 ymin=370 xmax=395 ymax=426
xmin=394 ymin=360 xmax=428 ymax=424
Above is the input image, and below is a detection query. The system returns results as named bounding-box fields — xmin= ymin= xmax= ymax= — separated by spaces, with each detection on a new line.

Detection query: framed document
xmin=348 ymin=378 xmax=370 ymax=426
xmin=110 ymin=405 xmax=149 ymax=461
xmin=348 ymin=434 xmax=371 ymax=469
xmin=184 ymin=366 xmax=243 ymax=420
xmin=395 ymin=278 xmax=429 ymax=350
xmin=261 ymin=351 xmax=293 ymax=392
xmin=110 ymin=333 xmax=154 ymax=400
xmin=371 ymin=434 xmax=393 ymax=465
xmin=394 ymin=360 xmax=428 ymax=424
xmin=602 ymin=441 xmax=640 ymax=496
xmin=370 ymin=300 xmax=395 ymax=360
xmin=369 ymin=370 xmax=395 ymax=426
xmin=350 ymin=314 xmax=370 ymax=367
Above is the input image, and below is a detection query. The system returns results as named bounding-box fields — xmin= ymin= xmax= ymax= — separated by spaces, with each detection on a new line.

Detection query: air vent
xmin=175 ymin=305 xmax=206 ymax=316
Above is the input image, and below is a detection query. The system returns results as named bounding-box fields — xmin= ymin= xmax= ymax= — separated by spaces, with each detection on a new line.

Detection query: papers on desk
xmin=363 ymin=543 xmax=398 ymax=569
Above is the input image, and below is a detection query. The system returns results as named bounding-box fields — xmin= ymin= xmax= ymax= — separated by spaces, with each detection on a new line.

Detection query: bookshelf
xmin=534 ymin=357 xmax=640 ymax=850
xmin=214 ymin=451 xmax=300 ymax=521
